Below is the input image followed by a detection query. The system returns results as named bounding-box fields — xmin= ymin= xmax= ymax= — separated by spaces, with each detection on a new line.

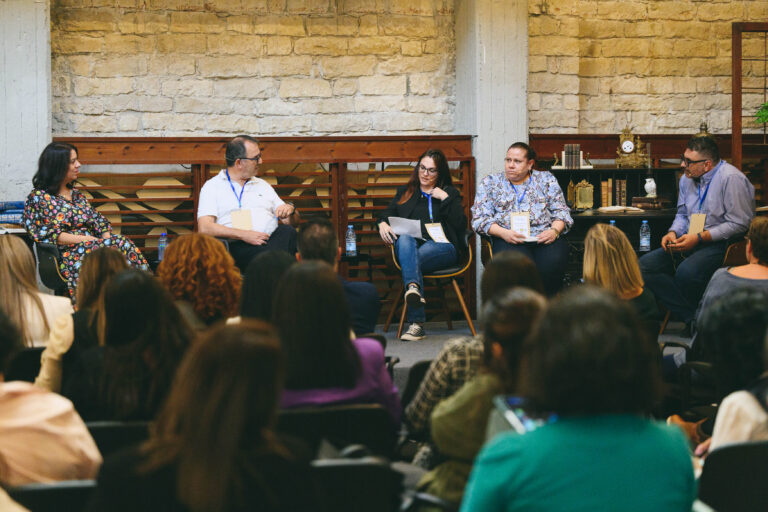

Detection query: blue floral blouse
xmin=471 ymin=171 xmax=573 ymax=236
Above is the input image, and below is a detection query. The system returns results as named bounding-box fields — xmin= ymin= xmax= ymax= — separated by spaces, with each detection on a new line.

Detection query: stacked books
xmin=600 ymin=179 xmax=628 ymax=207
xmin=0 ymin=201 xmax=24 ymax=225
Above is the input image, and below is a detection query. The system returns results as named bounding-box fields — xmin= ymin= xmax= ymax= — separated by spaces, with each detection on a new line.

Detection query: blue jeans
xmin=491 ymin=237 xmax=569 ymax=296
xmin=639 ymin=241 xmax=727 ymax=324
xmin=395 ymin=235 xmax=457 ymax=323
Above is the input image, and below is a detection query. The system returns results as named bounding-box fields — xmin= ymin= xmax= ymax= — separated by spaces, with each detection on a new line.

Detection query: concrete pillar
xmin=454 ymin=0 xmax=528 ymax=306
xmin=0 ymin=0 xmax=51 ymax=202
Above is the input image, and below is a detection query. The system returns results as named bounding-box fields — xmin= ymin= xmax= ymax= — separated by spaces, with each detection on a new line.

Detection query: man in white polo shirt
xmin=198 ymin=135 xmax=297 ymax=271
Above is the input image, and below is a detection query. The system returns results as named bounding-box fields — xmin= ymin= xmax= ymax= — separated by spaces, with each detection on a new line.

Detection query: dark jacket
xmin=378 ymin=185 xmax=468 ymax=258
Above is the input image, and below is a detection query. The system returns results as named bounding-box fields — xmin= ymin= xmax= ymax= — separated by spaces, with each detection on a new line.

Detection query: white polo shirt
xmin=197 ymin=169 xmax=284 ymax=235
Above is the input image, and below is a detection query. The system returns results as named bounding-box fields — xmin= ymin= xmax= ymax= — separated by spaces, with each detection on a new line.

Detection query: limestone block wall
xmin=51 ymin=0 xmax=455 ymax=136
xmin=528 ymin=0 xmax=768 ymax=134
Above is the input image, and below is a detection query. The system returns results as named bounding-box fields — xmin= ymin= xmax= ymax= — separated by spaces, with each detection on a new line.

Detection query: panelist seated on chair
xmin=376 ymin=149 xmax=468 ymax=342
xmin=471 ymin=142 xmax=572 ymax=296
xmin=197 ymin=135 xmax=297 ymax=273
xmin=639 ymin=136 xmax=754 ymax=330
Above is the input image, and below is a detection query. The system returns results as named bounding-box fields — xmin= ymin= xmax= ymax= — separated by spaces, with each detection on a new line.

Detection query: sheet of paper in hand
xmin=389 ymin=217 xmax=424 ymax=240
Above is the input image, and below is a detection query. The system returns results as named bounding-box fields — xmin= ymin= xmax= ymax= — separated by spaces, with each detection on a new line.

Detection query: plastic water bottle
xmin=609 ymin=219 xmax=616 ymax=226
xmin=639 ymin=220 xmax=651 ymax=252
xmin=345 ymin=224 xmax=357 ymax=257
xmin=158 ymin=231 xmax=168 ymax=261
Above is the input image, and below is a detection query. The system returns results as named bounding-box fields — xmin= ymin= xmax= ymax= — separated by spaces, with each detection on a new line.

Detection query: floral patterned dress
xmin=23 ymin=188 xmax=149 ymax=300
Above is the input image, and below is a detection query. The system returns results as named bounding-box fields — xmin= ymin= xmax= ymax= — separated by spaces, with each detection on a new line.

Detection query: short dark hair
xmin=225 ymin=135 xmax=259 ymax=167
xmin=507 ymin=141 xmax=536 ymax=161
xmin=687 ymin=136 xmax=720 ymax=162
xmin=272 ymin=261 xmax=360 ymax=390
xmin=480 ymin=251 xmax=544 ymax=304
xmin=32 ymin=142 xmax=78 ymax=194
xmin=240 ymin=251 xmax=296 ymax=321
xmin=482 ymin=288 xmax=546 ymax=390
xmin=297 ymin=218 xmax=338 ymax=265
xmin=698 ymin=288 xmax=768 ymax=396
xmin=519 ymin=285 xmax=662 ymax=416
xmin=0 ymin=307 xmax=23 ymax=373
xmin=747 ymin=217 xmax=768 ymax=265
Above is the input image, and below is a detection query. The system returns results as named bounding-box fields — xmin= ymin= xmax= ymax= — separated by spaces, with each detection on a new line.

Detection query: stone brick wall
xmin=51 ymin=0 xmax=455 ymax=136
xmin=528 ymin=0 xmax=768 ymax=134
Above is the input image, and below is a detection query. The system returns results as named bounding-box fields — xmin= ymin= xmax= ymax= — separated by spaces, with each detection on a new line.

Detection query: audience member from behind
xmin=63 ymin=269 xmax=193 ymax=421
xmin=693 ymin=288 xmax=768 ymax=458
xmin=0 ymin=234 xmax=73 ymax=347
xmin=297 ymin=218 xmax=381 ymax=336
xmin=461 ymin=286 xmax=695 ymax=512
xmin=0 ymin=307 xmax=101 ymax=487
xmin=35 ymin=247 xmax=128 ymax=393
xmin=583 ymin=223 xmax=661 ymax=339
xmin=420 ymin=288 xmax=546 ymax=505
xmin=157 ymin=233 xmax=242 ymax=329
xmin=273 ymin=261 xmax=401 ymax=425
xmin=238 ymin=251 xmax=296 ymax=322
xmin=405 ymin=251 xmax=544 ymax=438
xmin=88 ymin=321 xmax=319 ymax=512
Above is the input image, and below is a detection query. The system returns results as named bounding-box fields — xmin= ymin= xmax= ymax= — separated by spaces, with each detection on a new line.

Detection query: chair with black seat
xmin=698 ymin=440 xmax=768 ymax=512
xmin=400 ymin=360 xmax=433 ymax=413
xmin=32 ymin=242 xmax=68 ymax=296
xmin=276 ymin=404 xmax=397 ymax=459
xmin=383 ymin=231 xmax=476 ymax=338
xmin=85 ymin=421 xmax=150 ymax=458
xmin=311 ymin=457 xmax=403 ymax=512
xmin=7 ymin=479 xmax=96 ymax=512
xmin=4 ymin=347 xmax=44 ymax=383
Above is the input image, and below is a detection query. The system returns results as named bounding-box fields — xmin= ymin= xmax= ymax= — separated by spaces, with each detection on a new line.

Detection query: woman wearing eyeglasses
xmin=377 ymin=149 xmax=468 ymax=341
xmin=471 ymin=142 xmax=572 ymax=296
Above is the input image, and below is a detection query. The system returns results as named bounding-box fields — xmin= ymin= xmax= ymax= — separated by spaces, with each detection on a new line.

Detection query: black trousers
xmin=228 ymin=224 xmax=297 ymax=273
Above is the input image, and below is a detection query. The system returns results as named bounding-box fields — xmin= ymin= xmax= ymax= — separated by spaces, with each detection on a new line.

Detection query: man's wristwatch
xmin=697 ymin=232 xmax=703 ymax=243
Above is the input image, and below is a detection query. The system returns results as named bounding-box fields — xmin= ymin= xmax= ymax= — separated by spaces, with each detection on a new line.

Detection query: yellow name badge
xmin=231 ymin=209 xmax=253 ymax=230
xmin=425 ymin=223 xmax=450 ymax=243
xmin=688 ymin=213 xmax=706 ymax=235
xmin=510 ymin=212 xmax=531 ymax=238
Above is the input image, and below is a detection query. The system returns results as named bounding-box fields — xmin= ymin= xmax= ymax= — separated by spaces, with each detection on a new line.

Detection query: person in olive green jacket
xmin=417 ymin=288 xmax=546 ymax=505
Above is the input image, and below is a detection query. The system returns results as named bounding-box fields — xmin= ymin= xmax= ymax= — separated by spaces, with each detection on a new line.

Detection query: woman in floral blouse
xmin=23 ymin=142 xmax=148 ymax=301
xmin=471 ymin=142 xmax=573 ymax=295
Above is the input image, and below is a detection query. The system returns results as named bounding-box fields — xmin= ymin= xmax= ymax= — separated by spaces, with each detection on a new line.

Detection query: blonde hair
xmin=583 ymin=223 xmax=644 ymax=298
xmin=0 ymin=235 xmax=49 ymax=346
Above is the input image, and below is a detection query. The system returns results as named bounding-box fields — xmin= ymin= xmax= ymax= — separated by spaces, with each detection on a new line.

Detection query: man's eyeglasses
xmin=240 ymin=153 xmax=262 ymax=162
xmin=680 ymin=155 xmax=707 ymax=167
xmin=419 ymin=164 xmax=438 ymax=175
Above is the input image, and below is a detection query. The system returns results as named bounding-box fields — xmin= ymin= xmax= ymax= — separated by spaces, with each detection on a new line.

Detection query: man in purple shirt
xmin=639 ymin=136 xmax=754 ymax=328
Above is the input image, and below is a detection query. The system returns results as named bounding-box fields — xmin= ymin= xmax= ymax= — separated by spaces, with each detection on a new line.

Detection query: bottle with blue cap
xmin=345 ymin=224 xmax=357 ymax=257
xmin=639 ymin=220 xmax=651 ymax=252
xmin=158 ymin=230 xmax=168 ymax=261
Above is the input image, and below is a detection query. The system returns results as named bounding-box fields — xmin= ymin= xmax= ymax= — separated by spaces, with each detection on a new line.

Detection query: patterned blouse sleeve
xmin=471 ymin=175 xmax=497 ymax=235
xmin=80 ymin=192 xmax=111 ymax=235
xmin=542 ymin=172 xmax=573 ymax=232
xmin=23 ymin=190 xmax=64 ymax=243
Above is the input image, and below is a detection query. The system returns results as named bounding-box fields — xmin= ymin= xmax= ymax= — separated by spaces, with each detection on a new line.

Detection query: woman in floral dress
xmin=23 ymin=142 xmax=148 ymax=301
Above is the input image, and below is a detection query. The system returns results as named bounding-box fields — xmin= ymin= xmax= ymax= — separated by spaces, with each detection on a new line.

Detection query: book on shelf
xmin=600 ymin=180 xmax=607 ymax=208
xmin=608 ymin=178 xmax=613 ymax=207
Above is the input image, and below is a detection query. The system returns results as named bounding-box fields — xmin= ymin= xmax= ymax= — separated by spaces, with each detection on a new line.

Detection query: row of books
xmin=600 ymin=179 xmax=629 ymax=207
xmin=0 ymin=201 xmax=24 ymax=224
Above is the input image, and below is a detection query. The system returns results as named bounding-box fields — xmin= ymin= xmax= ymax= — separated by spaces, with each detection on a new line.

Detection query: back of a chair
xmin=8 ymin=479 xmax=96 ymax=512
xmin=33 ymin=242 xmax=68 ymax=295
xmin=86 ymin=421 xmax=150 ymax=458
xmin=400 ymin=360 xmax=433 ymax=412
xmin=311 ymin=457 xmax=402 ymax=512
xmin=698 ymin=440 xmax=768 ymax=511
xmin=277 ymin=404 xmax=396 ymax=459
xmin=723 ymin=239 xmax=748 ymax=267
xmin=5 ymin=347 xmax=44 ymax=383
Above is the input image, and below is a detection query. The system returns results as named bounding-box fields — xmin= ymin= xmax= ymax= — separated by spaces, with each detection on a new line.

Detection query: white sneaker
xmin=404 ymin=283 xmax=425 ymax=307
xmin=401 ymin=323 xmax=426 ymax=341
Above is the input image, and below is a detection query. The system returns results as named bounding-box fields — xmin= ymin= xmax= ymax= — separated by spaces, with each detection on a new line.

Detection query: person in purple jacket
xmin=273 ymin=261 xmax=401 ymax=426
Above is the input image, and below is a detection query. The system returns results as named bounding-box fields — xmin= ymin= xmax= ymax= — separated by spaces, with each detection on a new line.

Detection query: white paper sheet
xmin=389 ymin=216 xmax=424 ymax=240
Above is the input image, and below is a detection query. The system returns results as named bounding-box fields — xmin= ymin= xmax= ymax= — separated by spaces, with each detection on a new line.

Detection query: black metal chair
xmin=312 ymin=457 xmax=403 ymax=512
xmin=4 ymin=347 xmax=44 ymax=382
xmin=32 ymin=242 xmax=68 ymax=296
xmin=400 ymin=360 xmax=433 ymax=413
xmin=7 ymin=479 xmax=96 ymax=512
xmin=85 ymin=421 xmax=150 ymax=458
xmin=698 ymin=440 xmax=768 ymax=512
xmin=277 ymin=404 xmax=397 ymax=459
xmin=384 ymin=230 xmax=476 ymax=338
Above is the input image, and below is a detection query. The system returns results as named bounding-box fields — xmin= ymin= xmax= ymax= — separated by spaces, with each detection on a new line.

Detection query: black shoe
xmin=404 ymin=283 xmax=425 ymax=307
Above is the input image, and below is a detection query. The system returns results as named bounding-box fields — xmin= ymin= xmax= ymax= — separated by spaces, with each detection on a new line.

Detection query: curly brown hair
xmin=157 ymin=233 xmax=242 ymax=324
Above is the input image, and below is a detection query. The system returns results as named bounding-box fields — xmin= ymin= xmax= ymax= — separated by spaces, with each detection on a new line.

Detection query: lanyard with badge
xmin=226 ymin=169 xmax=253 ymax=230
xmin=422 ymin=191 xmax=450 ymax=243
xmin=688 ymin=177 xmax=712 ymax=235
xmin=509 ymin=181 xmax=532 ymax=239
